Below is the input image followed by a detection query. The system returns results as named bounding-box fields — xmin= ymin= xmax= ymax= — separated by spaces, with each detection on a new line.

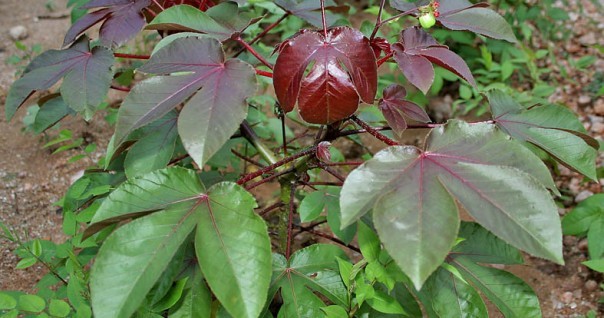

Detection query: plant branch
xmin=255 ymin=69 xmax=273 ymax=78
xmin=235 ymin=36 xmax=273 ymax=70
xmin=370 ymin=0 xmax=387 ymax=40
xmin=350 ymin=116 xmax=399 ymax=146
xmin=114 ymin=53 xmax=150 ymax=60
xmin=316 ymin=162 xmax=346 ymax=182
xmin=236 ymin=146 xmax=317 ymax=185
xmin=285 ymin=181 xmax=297 ymax=259
xmin=380 ymin=7 xmax=419 ymax=25
xmin=297 ymin=226 xmax=360 ymax=253
xmin=245 ymin=167 xmax=295 ymax=190
xmin=240 ymin=120 xmax=278 ymax=165
xmin=257 ymin=201 xmax=285 ymax=217
xmin=377 ymin=52 xmax=393 ymax=67
xmin=231 ymin=149 xmax=265 ymax=168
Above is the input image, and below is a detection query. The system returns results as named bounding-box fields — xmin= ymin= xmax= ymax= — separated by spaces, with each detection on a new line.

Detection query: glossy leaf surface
xmin=112 ymin=36 xmax=256 ymax=167
xmin=6 ymin=37 xmax=113 ymax=120
xmin=378 ymin=84 xmax=431 ymax=136
xmin=273 ymin=27 xmax=377 ymax=124
xmin=421 ymin=267 xmax=488 ymax=317
xmin=392 ymin=27 xmax=475 ymax=94
xmin=488 ymin=89 xmax=598 ymax=180
xmin=450 ymin=223 xmax=541 ymax=318
xmin=389 ymin=0 xmax=516 ymax=42
xmin=341 ymin=120 xmax=562 ymax=288
xmin=195 ymin=182 xmax=272 ymax=318
xmin=147 ymin=3 xmax=259 ymax=41
xmin=64 ymin=0 xmax=152 ymax=47
xmin=270 ymin=245 xmax=348 ymax=317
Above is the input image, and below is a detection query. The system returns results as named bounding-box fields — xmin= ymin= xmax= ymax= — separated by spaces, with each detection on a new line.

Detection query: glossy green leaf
xmin=169 ymin=271 xmax=212 ymax=318
xmin=17 ymin=295 xmax=45 ymax=313
xmin=91 ymin=167 xmax=205 ymax=224
xmin=366 ymin=290 xmax=406 ymax=315
xmin=582 ymin=259 xmax=604 ymax=272
xmin=0 ymin=293 xmax=17 ymax=310
xmin=32 ymin=95 xmax=74 ymax=134
xmin=357 ymin=222 xmax=380 ymax=263
xmin=146 ymin=3 xmax=259 ymax=41
xmin=299 ymin=191 xmax=327 ymax=222
xmin=15 ymin=257 xmax=37 ymax=269
xmin=124 ymin=112 xmax=178 ymax=178
xmin=421 ymin=267 xmax=487 ymax=317
xmin=321 ymin=305 xmax=348 ymax=318
xmin=270 ymin=245 xmax=348 ymax=318
xmin=49 ymin=299 xmax=71 ymax=317
xmin=5 ymin=36 xmax=113 ymax=120
xmin=112 ymin=37 xmax=256 ymax=168
xmin=341 ymin=120 xmax=563 ymax=288
xmin=153 ymin=277 xmax=189 ymax=311
xmin=488 ymin=89 xmax=597 ymax=180
xmin=90 ymin=204 xmax=200 ymax=318
xmin=195 ymin=182 xmax=271 ymax=318
xmin=448 ymin=222 xmax=541 ymax=317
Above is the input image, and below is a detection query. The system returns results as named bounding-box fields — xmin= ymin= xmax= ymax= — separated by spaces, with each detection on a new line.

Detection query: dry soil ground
xmin=0 ymin=0 xmax=603 ymax=317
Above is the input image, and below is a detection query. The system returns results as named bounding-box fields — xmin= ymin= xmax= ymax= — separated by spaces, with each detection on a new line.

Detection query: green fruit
xmin=419 ymin=13 xmax=436 ymax=29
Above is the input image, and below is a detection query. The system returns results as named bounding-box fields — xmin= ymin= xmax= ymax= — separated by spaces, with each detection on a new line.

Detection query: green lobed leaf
xmin=146 ymin=3 xmax=260 ymax=41
xmin=91 ymin=167 xmax=205 ymax=224
xmin=195 ymin=182 xmax=272 ymax=318
xmin=421 ymin=267 xmax=488 ymax=317
xmin=270 ymin=244 xmax=349 ymax=318
xmin=5 ymin=36 xmax=113 ymax=120
xmin=488 ymin=89 xmax=597 ymax=180
xmin=341 ymin=120 xmax=563 ymax=288
xmin=90 ymin=203 xmax=201 ymax=318
xmin=111 ymin=36 xmax=256 ymax=168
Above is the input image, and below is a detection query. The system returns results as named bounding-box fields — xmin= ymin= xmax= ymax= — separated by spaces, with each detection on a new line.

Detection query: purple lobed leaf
xmin=393 ymin=27 xmax=475 ymax=94
xmin=112 ymin=36 xmax=256 ymax=168
xmin=5 ymin=36 xmax=114 ymax=120
xmin=63 ymin=0 xmax=152 ymax=48
xmin=379 ymin=84 xmax=431 ymax=137
xmin=275 ymin=0 xmax=340 ymax=28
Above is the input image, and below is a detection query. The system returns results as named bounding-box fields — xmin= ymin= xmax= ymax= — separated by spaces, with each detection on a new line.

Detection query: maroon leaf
xmin=392 ymin=27 xmax=475 ymax=94
xmin=379 ymin=84 xmax=431 ymax=136
xmin=5 ymin=36 xmax=114 ymax=120
xmin=273 ymin=27 xmax=377 ymax=124
xmin=275 ymin=0 xmax=341 ymax=28
xmin=63 ymin=0 xmax=152 ymax=48
xmin=370 ymin=37 xmax=391 ymax=58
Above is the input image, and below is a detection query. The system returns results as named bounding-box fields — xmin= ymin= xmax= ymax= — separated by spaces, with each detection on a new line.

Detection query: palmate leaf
xmin=448 ymin=222 xmax=542 ymax=318
xmin=389 ymin=0 xmax=516 ymax=42
xmin=488 ymin=90 xmax=598 ymax=180
xmin=111 ymin=36 xmax=256 ymax=168
xmin=392 ymin=27 xmax=475 ymax=94
xmin=269 ymin=245 xmax=349 ymax=318
xmin=63 ymin=0 xmax=152 ymax=47
xmin=340 ymin=120 xmax=562 ymax=288
xmin=146 ymin=2 xmax=260 ymax=41
xmin=89 ymin=168 xmax=272 ymax=318
xmin=5 ymin=36 xmax=113 ymax=120
xmin=378 ymin=84 xmax=431 ymax=137
xmin=273 ymin=27 xmax=377 ymax=124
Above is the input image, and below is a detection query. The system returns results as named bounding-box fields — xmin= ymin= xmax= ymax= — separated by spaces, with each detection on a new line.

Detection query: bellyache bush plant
xmin=2 ymin=0 xmax=599 ymax=317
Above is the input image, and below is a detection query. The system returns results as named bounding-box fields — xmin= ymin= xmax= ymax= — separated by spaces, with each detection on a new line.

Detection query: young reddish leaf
xmin=389 ymin=0 xmax=516 ymax=43
xmin=378 ymin=84 xmax=431 ymax=137
xmin=63 ymin=0 xmax=152 ymax=48
xmin=273 ymin=27 xmax=377 ymax=124
xmin=5 ymin=36 xmax=114 ymax=120
xmin=341 ymin=120 xmax=562 ymax=288
xmin=392 ymin=27 xmax=475 ymax=94
xmin=488 ymin=89 xmax=598 ymax=180
xmin=370 ymin=37 xmax=392 ymax=58
xmin=146 ymin=3 xmax=260 ymax=41
xmin=275 ymin=0 xmax=341 ymax=28
xmin=112 ymin=36 xmax=256 ymax=168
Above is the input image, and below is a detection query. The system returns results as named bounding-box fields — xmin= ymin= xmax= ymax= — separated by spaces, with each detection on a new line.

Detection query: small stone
xmin=579 ymin=32 xmax=596 ymax=46
xmin=578 ymin=239 xmax=588 ymax=251
xmin=578 ymin=95 xmax=592 ymax=106
xmin=585 ymin=280 xmax=598 ymax=291
xmin=561 ymin=291 xmax=573 ymax=304
xmin=563 ymin=235 xmax=577 ymax=246
xmin=591 ymin=122 xmax=604 ymax=134
xmin=8 ymin=25 xmax=28 ymax=41
xmin=593 ymin=99 xmax=604 ymax=116
xmin=575 ymin=190 xmax=593 ymax=203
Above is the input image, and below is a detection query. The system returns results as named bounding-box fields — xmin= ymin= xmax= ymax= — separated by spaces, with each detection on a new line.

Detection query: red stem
xmin=377 ymin=52 xmax=393 ymax=67
xmin=320 ymin=0 xmax=328 ymax=38
xmin=258 ymin=202 xmax=285 ymax=217
xmin=245 ymin=168 xmax=295 ymax=190
xmin=231 ymin=149 xmax=265 ymax=168
xmin=350 ymin=116 xmax=399 ymax=146
xmin=370 ymin=0 xmax=387 ymax=40
xmin=233 ymin=13 xmax=290 ymax=58
xmin=152 ymin=0 xmax=164 ymax=10
xmin=255 ymin=69 xmax=273 ymax=78
xmin=320 ymin=161 xmax=363 ymax=166
xmin=114 ymin=53 xmax=150 ymax=60
xmin=110 ymin=85 xmax=131 ymax=92
xmin=236 ymin=37 xmax=274 ymax=70
xmin=236 ymin=146 xmax=317 ymax=185
xmin=306 ymin=181 xmax=343 ymax=186
xmin=317 ymin=163 xmax=346 ymax=182
xmin=298 ymin=227 xmax=361 ymax=253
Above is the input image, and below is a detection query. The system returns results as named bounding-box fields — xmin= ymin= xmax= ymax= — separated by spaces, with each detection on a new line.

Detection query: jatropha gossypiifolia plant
xmin=3 ymin=0 xmax=599 ymax=317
